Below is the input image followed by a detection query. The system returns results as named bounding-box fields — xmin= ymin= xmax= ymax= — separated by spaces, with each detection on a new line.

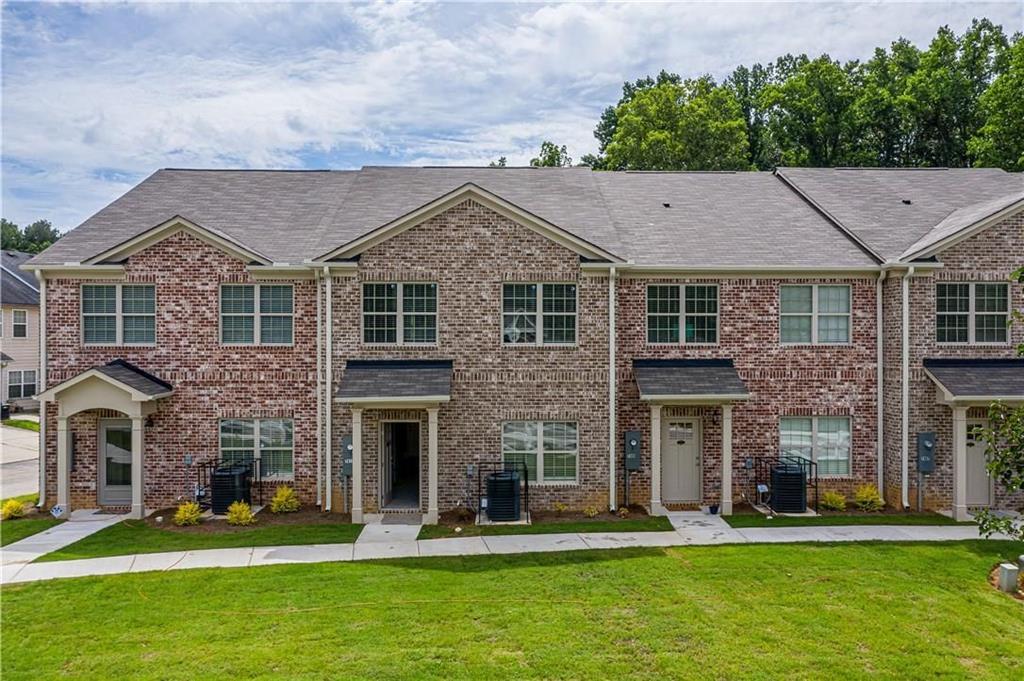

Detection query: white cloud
xmin=1 ymin=1 xmax=1020 ymax=230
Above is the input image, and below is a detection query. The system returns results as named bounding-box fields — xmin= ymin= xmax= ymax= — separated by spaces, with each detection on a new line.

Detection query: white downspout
xmin=608 ymin=266 xmax=617 ymax=511
xmin=876 ymin=270 xmax=885 ymax=493
xmin=35 ymin=273 xmax=47 ymax=508
xmin=900 ymin=266 xmax=915 ymax=510
xmin=324 ymin=266 xmax=333 ymax=512
xmin=315 ymin=268 xmax=323 ymax=507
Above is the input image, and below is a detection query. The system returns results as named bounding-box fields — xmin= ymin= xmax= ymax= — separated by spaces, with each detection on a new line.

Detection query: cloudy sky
xmin=2 ymin=1 xmax=1021 ymax=231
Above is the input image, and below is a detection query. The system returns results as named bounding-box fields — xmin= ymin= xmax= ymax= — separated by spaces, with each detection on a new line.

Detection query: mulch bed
xmin=436 ymin=504 xmax=652 ymax=528
xmin=144 ymin=507 xmax=352 ymax=534
xmin=988 ymin=563 xmax=1024 ymax=601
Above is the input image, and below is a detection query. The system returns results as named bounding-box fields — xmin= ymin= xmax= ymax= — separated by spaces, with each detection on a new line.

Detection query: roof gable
xmin=900 ymin=193 xmax=1024 ymax=261
xmin=84 ymin=215 xmax=272 ymax=265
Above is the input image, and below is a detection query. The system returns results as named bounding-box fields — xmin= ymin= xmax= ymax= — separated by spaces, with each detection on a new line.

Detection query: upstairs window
xmin=780 ymin=284 xmax=850 ymax=344
xmin=220 ymin=284 xmax=293 ymax=345
xmin=82 ymin=284 xmax=156 ymax=345
xmin=936 ymin=282 xmax=1008 ymax=344
xmin=12 ymin=309 xmax=28 ymax=338
xmin=647 ymin=284 xmax=719 ymax=344
xmin=362 ymin=283 xmax=437 ymax=344
xmin=502 ymin=283 xmax=577 ymax=345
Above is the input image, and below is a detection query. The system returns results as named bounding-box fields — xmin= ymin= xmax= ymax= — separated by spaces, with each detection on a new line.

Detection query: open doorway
xmin=381 ymin=421 xmax=420 ymax=510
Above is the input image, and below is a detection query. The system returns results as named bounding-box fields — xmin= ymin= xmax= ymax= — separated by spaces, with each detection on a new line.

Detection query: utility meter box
xmin=624 ymin=430 xmax=642 ymax=471
xmin=340 ymin=435 xmax=353 ymax=477
xmin=917 ymin=432 xmax=936 ymax=474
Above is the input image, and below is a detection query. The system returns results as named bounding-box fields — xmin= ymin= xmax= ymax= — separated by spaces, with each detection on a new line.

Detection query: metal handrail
xmin=752 ymin=454 xmax=819 ymax=513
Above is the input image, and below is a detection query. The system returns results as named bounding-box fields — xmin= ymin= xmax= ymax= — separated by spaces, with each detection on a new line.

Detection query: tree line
xmin=524 ymin=18 xmax=1023 ymax=172
xmin=1 ymin=219 xmax=61 ymax=254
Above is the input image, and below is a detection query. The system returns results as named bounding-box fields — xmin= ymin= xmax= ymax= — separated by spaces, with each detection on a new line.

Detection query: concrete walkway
xmin=1 ymin=422 xmax=40 ymax=499
xmin=1 ymin=512 xmax=1004 ymax=586
xmin=1 ymin=509 xmax=125 ymax=580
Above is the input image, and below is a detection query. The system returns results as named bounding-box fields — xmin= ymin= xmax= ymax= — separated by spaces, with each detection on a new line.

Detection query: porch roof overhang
xmin=334 ymin=359 xmax=453 ymax=408
xmin=633 ymin=358 xmax=751 ymax=405
xmin=923 ymin=358 xmax=1024 ymax=406
xmin=37 ymin=359 xmax=173 ymax=412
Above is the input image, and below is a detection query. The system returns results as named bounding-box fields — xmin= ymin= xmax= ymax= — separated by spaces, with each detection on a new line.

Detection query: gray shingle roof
xmin=2 ymin=250 xmax=39 ymax=306
xmin=633 ymin=359 xmax=750 ymax=400
xmin=337 ymin=359 xmax=453 ymax=401
xmin=900 ymin=191 xmax=1024 ymax=259
xmin=94 ymin=360 xmax=173 ymax=396
xmin=923 ymin=358 xmax=1024 ymax=400
xmin=777 ymin=167 xmax=1024 ymax=260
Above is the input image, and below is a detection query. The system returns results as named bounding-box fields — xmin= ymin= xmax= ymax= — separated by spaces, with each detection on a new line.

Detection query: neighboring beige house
xmin=2 ymin=250 xmax=40 ymax=412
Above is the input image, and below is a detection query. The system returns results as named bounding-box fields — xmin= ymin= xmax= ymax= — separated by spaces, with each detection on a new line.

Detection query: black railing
xmin=193 ymin=457 xmax=265 ymax=510
xmin=751 ymin=454 xmax=819 ymax=514
xmin=477 ymin=460 xmax=530 ymax=522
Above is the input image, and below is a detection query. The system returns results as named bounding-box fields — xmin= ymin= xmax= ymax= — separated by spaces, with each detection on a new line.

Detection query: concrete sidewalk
xmin=1 ymin=423 xmax=40 ymax=499
xmin=1 ymin=512 xmax=1004 ymax=586
xmin=1 ymin=510 xmax=124 ymax=574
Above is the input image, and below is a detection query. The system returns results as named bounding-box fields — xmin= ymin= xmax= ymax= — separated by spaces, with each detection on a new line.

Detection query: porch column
xmin=426 ymin=407 xmax=439 ymax=524
xmin=721 ymin=404 xmax=733 ymax=516
xmin=351 ymin=408 xmax=363 ymax=523
xmin=952 ymin=406 xmax=969 ymax=521
xmin=55 ymin=415 xmax=70 ymax=518
xmin=130 ymin=415 xmax=145 ymax=519
xmin=650 ymin=404 xmax=664 ymax=515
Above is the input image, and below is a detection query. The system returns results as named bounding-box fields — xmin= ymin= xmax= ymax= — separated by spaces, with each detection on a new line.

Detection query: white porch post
xmin=952 ymin=406 xmax=969 ymax=521
xmin=351 ymin=408 xmax=363 ymax=523
xmin=650 ymin=404 xmax=664 ymax=515
xmin=721 ymin=404 xmax=733 ymax=516
xmin=55 ymin=415 xmax=70 ymax=518
xmin=426 ymin=407 xmax=439 ymax=524
xmin=130 ymin=415 xmax=145 ymax=519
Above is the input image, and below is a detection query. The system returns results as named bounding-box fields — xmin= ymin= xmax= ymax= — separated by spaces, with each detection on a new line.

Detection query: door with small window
xmin=662 ymin=420 xmax=701 ymax=502
xmin=965 ymin=420 xmax=992 ymax=508
xmin=99 ymin=420 xmax=133 ymax=505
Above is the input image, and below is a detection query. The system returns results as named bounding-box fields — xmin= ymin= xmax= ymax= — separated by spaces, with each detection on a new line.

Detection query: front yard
xmin=1 ymin=494 xmax=61 ymax=546
xmin=724 ymin=509 xmax=969 ymax=528
xmin=418 ymin=509 xmax=673 ymax=539
xmin=3 ymin=541 xmax=1022 ymax=679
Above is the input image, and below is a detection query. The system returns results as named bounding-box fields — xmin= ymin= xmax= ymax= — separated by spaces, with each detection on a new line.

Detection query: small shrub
xmin=854 ymin=484 xmax=884 ymax=512
xmin=173 ymin=501 xmax=202 ymax=526
xmin=582 ymin=506 xmax=599 ymax=518
xmin=616 ymin=506 xmax=630 ymax=518
xmin=553 ymin=501 xmax=568 ymax=515
xmin=226 ymin=500 xmax=256 ymax=526
xmin=270 ymin=485 xmax=301 ymax=514
xmin=2 ymin=499 xmax=26 ymax=520
xmin=820 ymin=491 xmax=847 ymax=512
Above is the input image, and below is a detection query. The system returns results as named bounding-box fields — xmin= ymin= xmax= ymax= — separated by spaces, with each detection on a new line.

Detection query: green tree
xmin=530 ymin=142 xmax=572 ymax=167
xmin=604 ymin=76 xmax=749 ymax=171
xmin=488 ymin=156 xmax=508 ymax=168
xmin=726 ymin=62 xmax=780 ymax=169
xmin=969 ymin=34 xmax=1024 ymax=171
xmin=851 ymin=39 xmax=921 ymax=166
xmin=1 ymin=218 xmax=60 ymax=253
xmin=587 ymin=70 xmax=682 ymax=169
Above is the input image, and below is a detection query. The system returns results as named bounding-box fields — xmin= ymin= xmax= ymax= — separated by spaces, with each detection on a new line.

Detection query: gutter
xmin=324 ymin=266 xmax=333 ymax=512
xmin=900 ymin=265 xmax=916 ymax=509
xmin=315 ymin=268 xmax=323 ymax=507
xmin=876 ymin=270 xmax=885 ymax=493
xmin=608 ymin=265 xmax=617 ymax=511
xmin=35 ymin=273 xmax=47 ymax=509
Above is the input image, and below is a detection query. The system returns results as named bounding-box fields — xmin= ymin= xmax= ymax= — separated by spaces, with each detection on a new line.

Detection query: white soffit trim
xmin=333 ymin=395 xmax=451 ymax=408
xmin=314 ymin=183 xmax=624 ymax=263
xmin=83 ymin=215 xmax=273 ymax=266
xmin=900 ymin=198 xmax=1024 ymax=262
xmin=597 ymin=264 xmax=886 ymax=277
xmin=639 ymin=393 xmax=751 ymax=404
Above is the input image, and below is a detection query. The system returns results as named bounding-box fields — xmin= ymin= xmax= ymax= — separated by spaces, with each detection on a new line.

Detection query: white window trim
xmin=12 ymin=308 xmax=27 ymax=338
xmin=936 ymin=282 xmax=1011 ymax=347
xmin=218 ymin=417 xmax=295 ymax=480
xmin=779 ymin=284 xmax=851 ymax=346
xmin=8 ymin=369 xmax=37 ymax=399
xmin=645 ymin=284 xmax=720 ymax=346
xmin=501 ymin=282 xmax=578 ymax=347
xmin=81 ymin=283 xmax=157 ymax=347
xmin=779 ymin=415 xmax=852 ymax=478
xmin=219 ymin=284 xmax=294 ymax=347
xmin=360 ymin=281 xmax=439 ymax=347
xmin=501 ymin=420 xmax=580 ymax=485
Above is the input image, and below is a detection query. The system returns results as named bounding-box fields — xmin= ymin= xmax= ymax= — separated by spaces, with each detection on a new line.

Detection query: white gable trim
xmin=83 ymin=216 xmax=273 ymax=266
xmin=901 ymin=198 xmax=1024 ymax=262
xmin=314 ymin=183 xmax=623 ymax=263
xmin=36 ymin=368 xmax=172 ymax=403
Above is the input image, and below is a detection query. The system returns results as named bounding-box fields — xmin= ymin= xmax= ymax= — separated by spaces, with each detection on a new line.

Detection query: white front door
xmin=662 ymin=419 xmax=701 ymax=502
xmin=965 ymin=420 xmax=992 ymax=507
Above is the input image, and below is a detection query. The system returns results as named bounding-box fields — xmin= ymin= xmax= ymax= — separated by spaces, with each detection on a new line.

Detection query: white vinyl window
xmin=362 ymin=282 xmax=437 ymax=344
xmin=219 ymin=418 xmax=294 ymax=478
xmin=780 ymin=285 xmax=850 ymax=344
xmin=936 ymin=282 xmax=1009 ymax=344
xmin=7 ymin=370 xmax=37 ymax=400
xmin=647 ymin=284 xmax=719 ymax=344
xmin=82 ymin=284 xmax=156 ymax=345
xmin=220 ymin=284 xmax=293 ymax=345
xmin=780 ymin=416 xmax=850 ymax=476
xmin=502 ymin=283 xmax=577 ymax=345
xmin=12 ymin=309 xmax=28 ymax=338
xmin=501 ymin=420 xmax=578 ymax=483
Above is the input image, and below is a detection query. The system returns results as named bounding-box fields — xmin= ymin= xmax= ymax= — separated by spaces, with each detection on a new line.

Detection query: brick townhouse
xmin=24 ymin=165 xmax=1023 ymax=523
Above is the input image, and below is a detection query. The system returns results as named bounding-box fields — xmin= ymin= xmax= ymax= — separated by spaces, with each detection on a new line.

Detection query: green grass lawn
xmin=418 ymin=515 xmax=674 ymax=540
xmin=3 ymin=541 xmax=1023 ymax=679
xmin=37 ymin=519 xmax=364 ymax=562
xmin=1 ymin=517 xmax=62 ymax=546
xmin=1 ymin=418 xmax=39 ymax=432
xmin=725 ymin=511 xmax=969 ymax=528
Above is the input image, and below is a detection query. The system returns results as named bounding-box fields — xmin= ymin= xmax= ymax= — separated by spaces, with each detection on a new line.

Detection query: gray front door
xmin=99 ymin=420 xmax=133 ymax=505
xmin=662 ymin=419 xmax=701 ymax=501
